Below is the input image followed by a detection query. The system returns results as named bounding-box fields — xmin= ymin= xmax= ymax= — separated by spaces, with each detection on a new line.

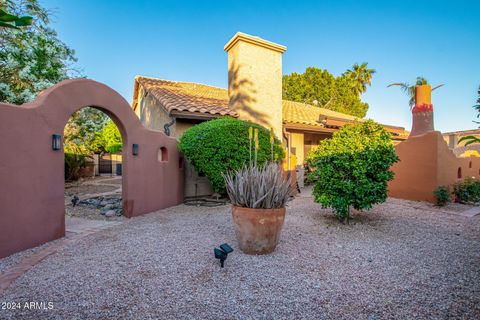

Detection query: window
xmin=457 ymin=167 xmax=462 ymax=179
xmin=157 ymin=147 xmax=168 ymax=162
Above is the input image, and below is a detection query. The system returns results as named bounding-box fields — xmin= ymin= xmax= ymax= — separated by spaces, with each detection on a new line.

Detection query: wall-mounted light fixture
xmin=132 ymin=143 xmax=139 ymax=156
xmin=52 ymin=134 xmax=62 ymax=151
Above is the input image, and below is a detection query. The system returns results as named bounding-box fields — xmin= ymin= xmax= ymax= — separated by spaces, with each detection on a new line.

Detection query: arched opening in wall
xmin=64 ymin=107 xmax=125 ymax=222
xmin=158 ymin=147 xmax=168 ymax=162
xmin=457 ymin=167 xmax=462 ymax=179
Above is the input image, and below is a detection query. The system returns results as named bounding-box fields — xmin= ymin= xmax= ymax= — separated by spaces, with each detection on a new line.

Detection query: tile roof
xmin=133 ymin=76 xmax=236 ymax=117
xmin=133 ymin=76 xmax=407 ymax=138
xmin=282 ymin=100 xmax=358 ymax=127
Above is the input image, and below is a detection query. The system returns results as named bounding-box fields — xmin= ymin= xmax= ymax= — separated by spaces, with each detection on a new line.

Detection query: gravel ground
xmin=65 ymin=184 xmax=118 ymax=196
xmin=1 ymin=195 xmax=479 ymax=319
xmin=65 ymin=204 xmax=125 ymax=221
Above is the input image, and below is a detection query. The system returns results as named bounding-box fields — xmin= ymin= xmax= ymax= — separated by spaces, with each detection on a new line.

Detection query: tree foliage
xmin=282 ymin=65 xmax=372 ymax=118
xmin=64 ymin=107 xmax=108 ymax=155
xmin=0 ymin=0 xmax=78 ymax=104
xmin=178 ymin=117 xmax=284 ymax=193
xmin=96 ymin=120 xmax=123 ymax=154
xmin=387 ymin=77 xmax=444 ymax=108
xmin=306 ymin=120 xmax=399 ymax=223
xmin=458 ymin=85 xmax=480 ymax=146
xmin=342 ymin=62 xmax=376 ymax=95
xmin=0 ymin=6 xmax=33 ymax=29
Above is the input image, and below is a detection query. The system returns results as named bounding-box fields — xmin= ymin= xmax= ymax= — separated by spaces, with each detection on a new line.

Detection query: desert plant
xmin=178 ymin=117 xmax=284 ymax=193
xmin=223 ymin=163 xmax=292 ymax=209
xmin=453 ymin=177 xmax=480 ymax=204
xmin=306 ymin=120 xmax=399 ymax=223
xmin=433 ymin=186 xmax=451 ymax=206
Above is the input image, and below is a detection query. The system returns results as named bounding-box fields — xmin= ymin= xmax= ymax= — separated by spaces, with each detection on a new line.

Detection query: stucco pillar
xmin=410 ymin=84 xmax=434 ymax=137
xmin=224 ymin=32 xmax=286 ymax=140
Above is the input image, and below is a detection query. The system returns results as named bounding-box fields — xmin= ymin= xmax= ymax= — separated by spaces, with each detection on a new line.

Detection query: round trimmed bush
xmin=178 ymin=117 xmax=284 ymax=193
xmin=306 ymin=120 xmax=399 ymax=222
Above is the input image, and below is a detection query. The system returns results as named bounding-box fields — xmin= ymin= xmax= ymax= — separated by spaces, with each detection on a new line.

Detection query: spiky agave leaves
xmin=223 ymin=163 xmax=292 ymax=209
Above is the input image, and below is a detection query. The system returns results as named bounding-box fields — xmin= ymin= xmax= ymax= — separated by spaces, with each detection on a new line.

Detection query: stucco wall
xmin=389 ymin=131 xmax=480 ymax=202
xmin=0 ymin=79 xmax=184 ymax=258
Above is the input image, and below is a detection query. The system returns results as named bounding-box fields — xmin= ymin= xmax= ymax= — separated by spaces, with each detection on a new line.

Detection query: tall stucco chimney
xmin=224 ymin=32 xmax=286 ymax=140
xmin=410 ymin=84 xmax=434 ymax=137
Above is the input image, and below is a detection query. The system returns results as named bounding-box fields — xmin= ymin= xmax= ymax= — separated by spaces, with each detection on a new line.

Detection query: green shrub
xmin=433 ymin=186 xmax=451 ymax=206
xmin=306 ymin=120 xmax=399 ymax=223
xmin=178 ymin=117 xmax=284 ymax=193
xmin=453 ymin=177 xmax=480 ymax=204
xmin=65 ymin=152 xmax=88 ymax=181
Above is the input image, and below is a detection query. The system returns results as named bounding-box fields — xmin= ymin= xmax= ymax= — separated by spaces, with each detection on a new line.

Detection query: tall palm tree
xmin=343 ymin=62 xmax=376 ymax=95
xmin=387 ymin=77 xmax=444 ymax=108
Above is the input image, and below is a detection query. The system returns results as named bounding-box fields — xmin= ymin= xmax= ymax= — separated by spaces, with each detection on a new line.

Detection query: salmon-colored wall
xmin=0 ymin=79 xmax=184 ymax=258
xmin=389 ymin=131 xmax=480 ymax=203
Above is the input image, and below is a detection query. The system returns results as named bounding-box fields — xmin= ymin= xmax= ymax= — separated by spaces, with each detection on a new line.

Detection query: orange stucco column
xmin=410 ymin=85 xmax=434 ymax=138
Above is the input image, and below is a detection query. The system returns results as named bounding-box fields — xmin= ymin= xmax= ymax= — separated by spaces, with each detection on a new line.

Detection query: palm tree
xmin=343 ymin=62 xmax=376 ymax=95
xmin=387 ymin=77 xmax=444 ymax=108
xmin=459 ymin=86 xmax=480 ymax=146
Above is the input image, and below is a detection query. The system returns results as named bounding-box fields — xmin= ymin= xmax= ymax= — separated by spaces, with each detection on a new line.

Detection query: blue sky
xmin=43 ymin=0 xmax=479 ymax=132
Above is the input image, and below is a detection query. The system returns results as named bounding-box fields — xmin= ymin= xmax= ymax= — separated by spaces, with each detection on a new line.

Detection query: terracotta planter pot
xmin=231 ymin=206 xmax=286 ymax=255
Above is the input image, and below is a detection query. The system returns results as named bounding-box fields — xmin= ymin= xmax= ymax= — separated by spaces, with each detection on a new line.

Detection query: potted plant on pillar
xmin=223 ymin=162 xmax=292 ymax=255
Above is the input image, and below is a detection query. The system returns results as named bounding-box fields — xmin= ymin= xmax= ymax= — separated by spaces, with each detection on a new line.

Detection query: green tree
xmin=95 ymin=120 xmax=123 ymax=154
xmin=307 ymin=120 xmax=399 ymax=223
xmin=282 ymin=66 xmax=369 ymax=118
xmin=387 ymin=77 xmax=444 ymax=108
xmin=458 ymin=85 xmax=480 ymax=146
xmin=179 ymin=117 xmax=284 ymax=193
xmin=0 ymin=7 xmax=32 ymax=29
xmin=342 ymin=62 xmax=376 ymax=95
xmin=0 ymin=0 xmax=78 ymax=104
xmin=64 ymin=107 xmax=108 ymax=155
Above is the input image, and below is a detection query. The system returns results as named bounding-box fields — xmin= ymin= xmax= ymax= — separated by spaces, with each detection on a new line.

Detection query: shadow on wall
xmin=228 ymin=60 xmax=269 ymax=127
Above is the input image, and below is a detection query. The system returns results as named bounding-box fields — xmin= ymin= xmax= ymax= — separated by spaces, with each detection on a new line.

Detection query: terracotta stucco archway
xmin=0 ymin=79 xmax=184 ymax=258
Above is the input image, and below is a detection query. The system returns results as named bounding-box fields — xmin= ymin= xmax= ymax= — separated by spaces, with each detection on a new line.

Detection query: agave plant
xmin=387 ymin=77 xmax=444 ymax=108
xmin=223 ymin=163 xmax=292 ymax=209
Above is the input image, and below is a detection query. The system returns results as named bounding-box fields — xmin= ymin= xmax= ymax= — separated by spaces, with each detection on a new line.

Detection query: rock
xmin=104 ymin=210 xmax=116 ymax=217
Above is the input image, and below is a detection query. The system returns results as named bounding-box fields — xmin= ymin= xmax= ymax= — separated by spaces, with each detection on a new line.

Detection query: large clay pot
xmin=231 ymin=206 xmax=286 ymax=255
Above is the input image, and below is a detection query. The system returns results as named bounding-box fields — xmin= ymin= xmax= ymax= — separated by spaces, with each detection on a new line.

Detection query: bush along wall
xmin=178 ymin=117 xmax=284 ymax=193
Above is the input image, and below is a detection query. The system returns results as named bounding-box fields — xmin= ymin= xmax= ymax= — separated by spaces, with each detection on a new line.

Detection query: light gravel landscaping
xmin=1 ymin=193 xmax=479 ymax=319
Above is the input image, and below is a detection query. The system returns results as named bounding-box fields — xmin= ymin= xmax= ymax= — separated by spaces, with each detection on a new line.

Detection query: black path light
xmin=214 ymin=243 xmax=233 ymax=268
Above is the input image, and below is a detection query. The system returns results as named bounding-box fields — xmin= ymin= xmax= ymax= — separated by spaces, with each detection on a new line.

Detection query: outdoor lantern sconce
xmin=132 ymin=143 xmax=139 ymax=156
xmin=52 ymin=134 xmax=62 ymax=151
xmin=214 ymin=243 xmax=233 ymax=268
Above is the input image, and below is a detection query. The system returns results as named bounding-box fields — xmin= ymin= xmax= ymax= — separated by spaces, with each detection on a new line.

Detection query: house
xmin=443 ymin=128 xmax=480 ymax=157
xmin=131 ymin=32 xmax=407 ymax=196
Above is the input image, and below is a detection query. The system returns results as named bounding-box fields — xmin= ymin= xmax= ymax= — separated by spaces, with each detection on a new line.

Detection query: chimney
xmin=410 ymin=84 xmax=434 ymax=137
xmin=224 ymin=32 xmax=286 ymax=140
